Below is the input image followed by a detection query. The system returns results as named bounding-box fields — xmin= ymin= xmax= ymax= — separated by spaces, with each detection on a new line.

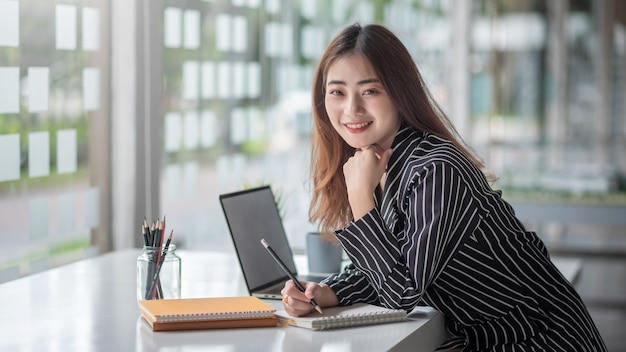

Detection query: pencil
xmin=155 ymin=218 xmax=166 ymax=298
xmin=153 ymin=219 xmax=161 ymax=247
xmin=141 ymin=223 xmax=148 ymax=246
xmin=148 ymin=229 xmax=174 ymax=299
xmin=260 ymin=238 xmax=323 ymax=314
xmin=144 ymin=218 xmax=152 ymax=245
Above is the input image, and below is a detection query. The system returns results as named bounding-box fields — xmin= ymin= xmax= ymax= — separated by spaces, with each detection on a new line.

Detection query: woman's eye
xmin=328 ymin=90 xmax=343 ymax=96
xmin=363 ymin=89 xmax=377 ymax=95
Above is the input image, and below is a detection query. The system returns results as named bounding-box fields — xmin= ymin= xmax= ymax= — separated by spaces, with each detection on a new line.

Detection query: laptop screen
xmin=219 ymin=186 xmax=298 ymax=292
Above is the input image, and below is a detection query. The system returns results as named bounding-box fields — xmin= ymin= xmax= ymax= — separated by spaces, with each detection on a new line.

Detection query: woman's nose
xmin=345 ymin=95 xmax=364 ymax=117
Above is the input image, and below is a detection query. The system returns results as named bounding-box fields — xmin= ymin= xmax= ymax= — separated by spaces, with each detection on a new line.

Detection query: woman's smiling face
xmin=324 ymin=54 xmax=401 ymax=150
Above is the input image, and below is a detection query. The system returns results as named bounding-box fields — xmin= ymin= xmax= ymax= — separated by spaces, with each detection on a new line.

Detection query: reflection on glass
xmin=233 ymin=16 xmax=248 ymax=53
xmin=57 ymin=129 xmax=77 ymax=174
xmin=200 ymin=110 xmax=217 ymax=148
xmin=217 ymin=62 xmax=231 ymax=99
xmin=301 ymin=0 xmax=316 ymax=20
xmin=265 ymin=0 xmax=281 ymax=14
xmin=183 ymin=111 xmax=200 ymax=150
xmin=247 ymin=62 xmax=261 ymax=98
xmin=84 ymin=188 xmax=100 ymax=229
xmin=332 ymin=0 xmax=349 ymax=24
xmin=0 ymin=67 xmax=19 ymax=113
xmin=248 ymin=107 xmax=263 ymax=141
xmin=356 ymin=3 xmax=375 ymax=23
xmin=57 ymin=192 xmax=76 ymax=235
xmin=165 ymin=164 xmax=182 ymax=200
xmin=201 ymin=62 xmax=216 ymax=99
xmin=164 ymin=7 xmax=182 ymax=48
xmin=0 ymin=134 xmax=20 ymax=182
xmin=0 ymin=0 xmax=19 ymax=47
xmin=230 ymin=108 xmax=247 ymax=145
xmin=28 ymin=131 xmax=50 ymax=178
xmin=164 ymin=112 xmax=183 ymax=152
xmin=216 ymin=14 xmax=232 ymax=52
xmin=246 ymin=0 xmax=261 ymax=8
xmin=82 ymin=7 xmax=100 ymax=51
xmin=28 ymin=67 xmax=50 ymax=112
xmin=216 ymin=154 xmax=246 ymax=191
xmin=182 ymin=61 xmax=199 ymax=100
xmin=232 ymin=62 xmax=245 ymax=99
xmin=83 ymin=68 xmax=100 ymax=111
xmin=55 ymin=4 xmax=77 ymax=50
xmin=265 ymin=22 xmax=293 ymax=58
xmin=29 ymin=198 xmax=49 ymax=239
xmin=264 ymin=22 xmax=281 ymax=57
xmin=183 ymin=10 xmax=200 ymax=49
xmin=301 ymin=26 xmax=324 ymax=59
xmin=184 ymin=161 xmax=199 ymax=197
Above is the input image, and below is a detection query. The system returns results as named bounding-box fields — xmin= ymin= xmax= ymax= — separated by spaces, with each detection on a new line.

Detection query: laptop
xmin=219 ymin=185 xmax=329 ymax=299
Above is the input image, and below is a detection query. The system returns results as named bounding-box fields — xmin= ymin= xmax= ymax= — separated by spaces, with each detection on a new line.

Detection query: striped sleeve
xmin=334 ymin=159 xmax=486 ymax=310
xmin=320 ymin=263 xmax=380 ymax=306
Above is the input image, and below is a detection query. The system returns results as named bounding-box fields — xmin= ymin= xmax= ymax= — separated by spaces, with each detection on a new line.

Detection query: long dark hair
xmin=309 ymin=23 xmax=485 ymax=232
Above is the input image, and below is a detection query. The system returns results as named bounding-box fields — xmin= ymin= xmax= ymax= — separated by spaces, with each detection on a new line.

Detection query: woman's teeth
xmin=346 ymin=122 xmax=370 ymax=129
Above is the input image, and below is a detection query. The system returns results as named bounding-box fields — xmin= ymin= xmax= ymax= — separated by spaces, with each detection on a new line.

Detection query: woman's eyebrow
xmin=357 ymin=78 xmax=381 ymax=85
xmin=326 ymin=78 xmax=381 ymax=86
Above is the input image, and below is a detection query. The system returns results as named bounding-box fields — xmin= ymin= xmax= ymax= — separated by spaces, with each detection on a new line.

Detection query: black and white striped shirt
xmin=323 ymin=126 xmax=606 ymax=351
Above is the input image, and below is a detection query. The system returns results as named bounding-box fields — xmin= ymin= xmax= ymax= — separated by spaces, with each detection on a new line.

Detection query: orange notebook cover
xmin=138 ymin=296 xmax=277 ymax=331
xmin=141 ymin=315 xmax=277 ymax=331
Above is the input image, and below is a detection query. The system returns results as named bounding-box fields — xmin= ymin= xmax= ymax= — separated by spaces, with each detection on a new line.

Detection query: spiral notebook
xmin=275 ymin=303 xmax=407 ymax=331
xmin=138 ymin=296 xmax=277 ymax=331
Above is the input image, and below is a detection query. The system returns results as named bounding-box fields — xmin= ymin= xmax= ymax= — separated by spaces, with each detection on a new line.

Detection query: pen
xmin=260 ymin=238 xmax=323 ymax=314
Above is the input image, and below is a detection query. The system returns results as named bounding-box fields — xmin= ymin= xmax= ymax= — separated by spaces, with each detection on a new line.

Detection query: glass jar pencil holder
xmin=137 ymin=245 xmax=181 ymax=301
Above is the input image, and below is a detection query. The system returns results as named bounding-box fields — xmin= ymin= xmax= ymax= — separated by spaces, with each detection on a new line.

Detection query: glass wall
xmin=0 ymin=0 xmax=110 ymax=282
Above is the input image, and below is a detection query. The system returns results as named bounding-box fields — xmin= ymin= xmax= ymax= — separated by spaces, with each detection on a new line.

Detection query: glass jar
xmin=136 ymin=245 xmax=181 ymax=301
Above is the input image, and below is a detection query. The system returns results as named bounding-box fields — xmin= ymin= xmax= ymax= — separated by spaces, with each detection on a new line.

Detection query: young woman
xmin=280 ymin=23 xmax=606 ymax=351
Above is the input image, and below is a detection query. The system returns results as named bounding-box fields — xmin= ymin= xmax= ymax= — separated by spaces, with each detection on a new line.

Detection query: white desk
xmin=0 ymin=249 xmax=445 ymax=352
xmin=0 ymin=249 xmax=580 ymax=351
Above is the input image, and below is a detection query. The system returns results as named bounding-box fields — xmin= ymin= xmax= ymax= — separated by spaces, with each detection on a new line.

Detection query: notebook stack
xmin=138 ymin=296 xmax=278 ymax=331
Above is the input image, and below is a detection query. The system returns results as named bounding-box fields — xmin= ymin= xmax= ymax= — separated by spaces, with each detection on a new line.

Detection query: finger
xmin=380 ymin=148 xmax=393 ymax=165
xmin=286 ymin=296 xmax=315 ymax=316
xmin=288 ymin=282 xmax=318 ymax=304
xmin=304 ymin=283 xmax=319 ymax=300
xmin=280 ymin=282 xmax=298 ymax=304
xmin=364 ymin=144 xmax=384 ymax=159
xmin=283 ymin=280 xmax=311 ymax=303
xmin=365 ymin=144 xmax=378 ymax=151
xmin=282 ymin=290 xmax=310 ymax=314
xmin=355 ymin=144 xmax=376 ymax=152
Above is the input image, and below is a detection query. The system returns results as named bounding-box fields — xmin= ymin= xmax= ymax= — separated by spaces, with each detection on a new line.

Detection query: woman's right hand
xmin=280 ymin=281 xmax=339 ymax=316
xmin=343 ymin=144 xmax=393 ymax=220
